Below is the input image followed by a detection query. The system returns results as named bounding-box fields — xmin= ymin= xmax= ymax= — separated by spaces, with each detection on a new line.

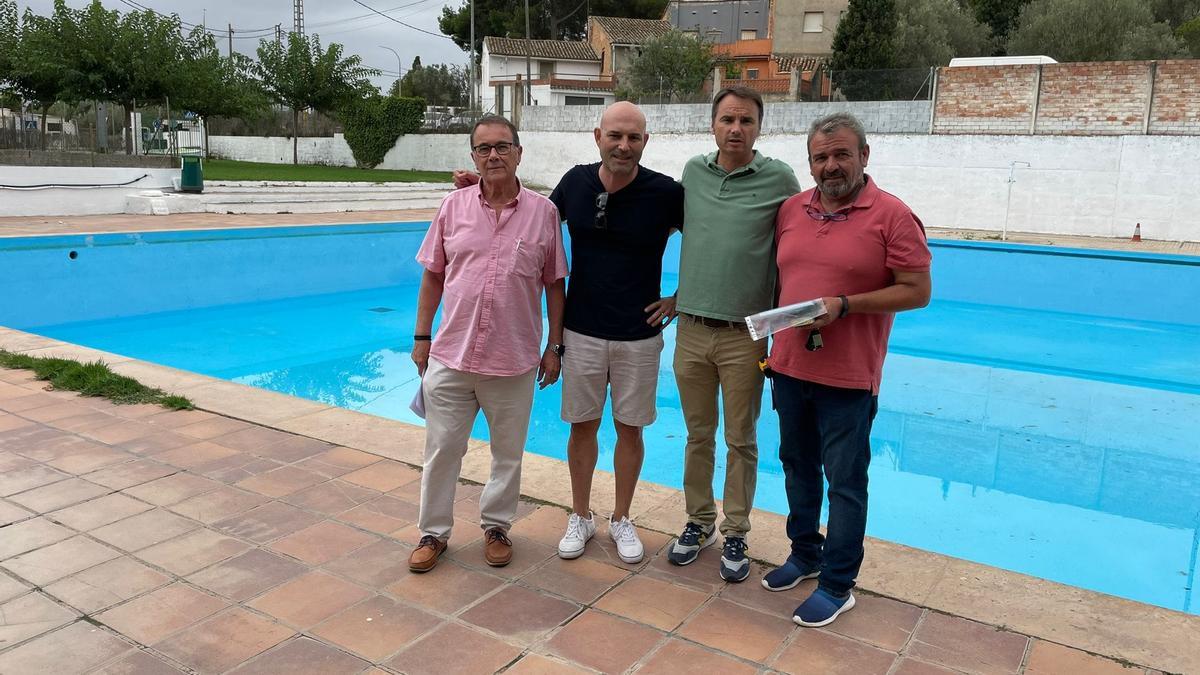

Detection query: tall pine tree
xmin=829 ymin=0 xmax=898 ymax=71
xmin=828 ymin=0 xmax=898 ymax=100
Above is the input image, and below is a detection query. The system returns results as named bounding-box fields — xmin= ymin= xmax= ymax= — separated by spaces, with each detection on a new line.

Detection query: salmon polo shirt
xmin=417 ymin=182 xmax=568 ymax=376
xmin=771 ymin=176 xmax=931 ymax=394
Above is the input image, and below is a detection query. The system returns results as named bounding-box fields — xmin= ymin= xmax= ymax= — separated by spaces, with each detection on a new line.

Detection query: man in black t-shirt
xmin=550 ymin=102 xmax=684 ymax=564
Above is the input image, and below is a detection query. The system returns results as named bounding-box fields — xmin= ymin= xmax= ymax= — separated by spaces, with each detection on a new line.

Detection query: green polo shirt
xmin=676 ymin=150 xmax=802 ymax=321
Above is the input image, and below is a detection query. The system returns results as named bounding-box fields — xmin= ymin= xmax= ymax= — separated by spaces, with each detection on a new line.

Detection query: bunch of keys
xmin=805 ymin=329 xmax=824 ymax=351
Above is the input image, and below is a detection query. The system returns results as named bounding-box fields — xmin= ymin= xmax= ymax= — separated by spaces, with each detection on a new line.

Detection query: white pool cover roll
xmin=744 ymin=299 xmax=827 ymax=341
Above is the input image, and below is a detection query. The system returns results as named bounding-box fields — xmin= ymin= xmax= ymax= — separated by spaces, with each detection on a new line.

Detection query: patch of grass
xmin=203 ymin=158 xmax=454 ymax=184
xmin=0 ymin=350 xmax=194 ymax=410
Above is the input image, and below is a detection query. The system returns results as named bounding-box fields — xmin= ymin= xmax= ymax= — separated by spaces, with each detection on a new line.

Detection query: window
xmin=683 ymin=30 xmax=699 ymax=39
xmin=564 ymin=95 xmax=606 ymax=105
xmin=803 ymin=11 xmax=823 ymax=33
xmin=746 ymin=68 xmax=759 ymax=80
xmin=538 ymin=60 xmax=554 ymax=79
xmin=740 ymin=29 xmax=757 ymax=40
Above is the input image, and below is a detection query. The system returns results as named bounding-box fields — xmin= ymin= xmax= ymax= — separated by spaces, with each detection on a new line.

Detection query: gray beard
xmin=818 ymin=176 xmax=860 ymax=199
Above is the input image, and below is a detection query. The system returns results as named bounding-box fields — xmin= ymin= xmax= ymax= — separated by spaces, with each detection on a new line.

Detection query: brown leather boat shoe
xmin=484 ymin=527 xmax=513 ymax=567
xmin=409 ymin=534 xmax=448 ymax=572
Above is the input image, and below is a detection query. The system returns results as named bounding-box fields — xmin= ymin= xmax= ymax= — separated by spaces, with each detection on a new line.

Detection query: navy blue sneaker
xmin=668 ymin=522 xmax=716 ymax=566
xmin=793 ymin=588 xmax=856 ymax=627
xmin=761 ymin=559 xmax=820 ymax=591
xmin=719 ymin=536 xmax=750 ymax=582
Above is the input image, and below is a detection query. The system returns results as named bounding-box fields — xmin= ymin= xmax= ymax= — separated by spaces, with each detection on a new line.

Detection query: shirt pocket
xmin=506 ymin=238 xmax=544 ymax=279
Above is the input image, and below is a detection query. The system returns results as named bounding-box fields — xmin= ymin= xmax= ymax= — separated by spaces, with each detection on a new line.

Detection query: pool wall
xmin=3 ymin=223 xmax=1197 ymax=329
xmin=0 ymin=224 xmax=428 ymax=328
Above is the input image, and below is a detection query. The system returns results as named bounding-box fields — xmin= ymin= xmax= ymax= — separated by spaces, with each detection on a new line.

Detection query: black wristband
xmin=837 ymin=295 xmax=850 ymax=319
xmin=413 ymin=335 xmax=432 ymax=341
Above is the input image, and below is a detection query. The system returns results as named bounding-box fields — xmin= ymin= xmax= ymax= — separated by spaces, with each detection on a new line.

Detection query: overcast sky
xmin=17 ymin=0 xmax=469 ymax=91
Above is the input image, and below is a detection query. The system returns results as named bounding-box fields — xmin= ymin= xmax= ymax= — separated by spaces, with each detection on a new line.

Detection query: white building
xmin=481 ymin=37 xmax=615 ymax=116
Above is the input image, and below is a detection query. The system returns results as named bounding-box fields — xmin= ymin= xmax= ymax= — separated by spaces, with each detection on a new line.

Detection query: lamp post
xmin=1002 ymin=161 xmax=1031 ymax=242
xmin=380 ymin=45 xmax=402 ymax=97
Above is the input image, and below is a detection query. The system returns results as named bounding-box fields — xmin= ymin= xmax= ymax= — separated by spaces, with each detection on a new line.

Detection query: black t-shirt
xmin=550 ymin=163 xmax=684 ymax=341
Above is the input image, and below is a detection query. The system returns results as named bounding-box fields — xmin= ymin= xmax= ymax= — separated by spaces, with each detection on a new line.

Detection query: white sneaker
xmin=609 ymin=516 xmax=644 ymax=564
xmin=558 ymin=511 xmax=596 ymax=559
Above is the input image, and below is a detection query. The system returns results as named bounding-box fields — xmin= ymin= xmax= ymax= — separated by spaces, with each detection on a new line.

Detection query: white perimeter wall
xmin=190 ymin=132 xmax=1200 ymax=242
xmin=0 ymin=166 xmax=177 ymax=217
xmin=517 ymin=132 xmax=1200 ymax=242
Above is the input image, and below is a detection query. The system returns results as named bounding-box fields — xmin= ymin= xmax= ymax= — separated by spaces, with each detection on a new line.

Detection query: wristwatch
xmin=549 ymin=343 xmax=566 ymax=357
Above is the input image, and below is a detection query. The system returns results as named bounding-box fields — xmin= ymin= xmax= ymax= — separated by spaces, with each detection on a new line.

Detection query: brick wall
xmin=1035 ymin=62 xmax=1150 ymax=135
xmin=933 ymin=60 xmax=1200 ymax=136
xmin=932 ymin=65 xmax=1037 ymax=134
xmin=1149 ymin=60 xmax=1200 ymax=135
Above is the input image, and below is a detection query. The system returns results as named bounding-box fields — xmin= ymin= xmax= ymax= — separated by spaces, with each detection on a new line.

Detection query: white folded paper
xmin=409 ymin=379 xmax=426 ymax=419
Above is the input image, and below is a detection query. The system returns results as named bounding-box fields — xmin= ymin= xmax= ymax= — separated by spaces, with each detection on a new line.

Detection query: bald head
xmin=595 ymin=101 xmax=649 ymax=180
xmin=599 ymin=101 xmax=647 ymax=135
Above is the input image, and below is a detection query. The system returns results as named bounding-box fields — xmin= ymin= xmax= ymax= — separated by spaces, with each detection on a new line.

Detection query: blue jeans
xmin=773 ymin=373 xmax=877 ymax=596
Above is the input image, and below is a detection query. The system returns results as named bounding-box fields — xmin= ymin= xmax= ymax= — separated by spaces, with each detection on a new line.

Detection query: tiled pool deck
xmin=1 ymin=211 xmax=1198 ymax=674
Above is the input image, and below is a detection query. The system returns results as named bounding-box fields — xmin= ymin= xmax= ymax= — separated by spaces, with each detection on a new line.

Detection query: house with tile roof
xmin=587 ymin=16 xmax=673 ymax=79
xmin=481 ymin=36 xmax=615 ymax=116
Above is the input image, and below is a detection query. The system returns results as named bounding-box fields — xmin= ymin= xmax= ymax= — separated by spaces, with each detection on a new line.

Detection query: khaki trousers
xmin=417 ymin=358 xmax=536 ymax=541
xmin=673 ymin=316 xmax=767 ymax=536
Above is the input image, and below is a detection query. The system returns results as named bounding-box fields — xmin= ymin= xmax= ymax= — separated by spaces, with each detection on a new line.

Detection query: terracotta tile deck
xmin=0 ymin=369 xmax=1171 ymax=675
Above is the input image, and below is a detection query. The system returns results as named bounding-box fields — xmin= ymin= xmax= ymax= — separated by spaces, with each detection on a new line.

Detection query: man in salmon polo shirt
xmin=761 ymin=112 xmax=931 ymax=627
xmin=408 ymin=115 xmax=568 ymax=573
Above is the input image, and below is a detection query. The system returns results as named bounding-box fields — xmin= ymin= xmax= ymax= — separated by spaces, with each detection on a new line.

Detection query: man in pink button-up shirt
xmin=408 ymin=115 xmax=568 ymax=573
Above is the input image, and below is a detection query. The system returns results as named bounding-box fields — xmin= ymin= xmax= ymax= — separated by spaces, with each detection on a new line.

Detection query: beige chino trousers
xmin=418 ymin=358 xmax=536 ymax=541
xmin=673 ymin=316 xmax=767 ymax=537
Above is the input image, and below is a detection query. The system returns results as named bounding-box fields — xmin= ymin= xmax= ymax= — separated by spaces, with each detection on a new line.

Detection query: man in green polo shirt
xmin=667 ymin=86 xmax=801 ymax=582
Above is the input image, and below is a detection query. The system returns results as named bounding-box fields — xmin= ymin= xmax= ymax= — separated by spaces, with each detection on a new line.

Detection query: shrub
xmin=340 ymin=95 xmax=425 ymax=169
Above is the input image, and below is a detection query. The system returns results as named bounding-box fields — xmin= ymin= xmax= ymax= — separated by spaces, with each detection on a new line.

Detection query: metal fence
xmin=823 ymin=68 xmax=935 ymax=102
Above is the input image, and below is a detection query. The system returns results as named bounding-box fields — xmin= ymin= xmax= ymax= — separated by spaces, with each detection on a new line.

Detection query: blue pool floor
xmin=32 ymin=281 xmax=1200 ymax=615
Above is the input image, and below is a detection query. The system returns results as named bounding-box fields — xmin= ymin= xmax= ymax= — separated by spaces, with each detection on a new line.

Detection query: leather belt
xmin=680 ymin=312 xmax=747 ymax=330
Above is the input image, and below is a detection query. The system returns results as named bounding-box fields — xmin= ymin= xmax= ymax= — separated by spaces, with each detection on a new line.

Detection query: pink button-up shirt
xmin=417 ymin=183 xmax=568 ymax=376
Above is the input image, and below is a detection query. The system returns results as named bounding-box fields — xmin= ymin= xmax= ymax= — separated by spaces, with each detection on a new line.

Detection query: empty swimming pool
xmin=2 ymin=222 xmax=1198 ymax=614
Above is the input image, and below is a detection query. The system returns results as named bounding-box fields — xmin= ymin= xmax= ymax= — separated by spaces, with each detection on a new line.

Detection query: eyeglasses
xmin=594 ymin=192 xmax=609 ymax=229
xmin=805 ymin=206 xmax=848 ymax=222
xmin=471 ymin=142 xmax=515 ymax=157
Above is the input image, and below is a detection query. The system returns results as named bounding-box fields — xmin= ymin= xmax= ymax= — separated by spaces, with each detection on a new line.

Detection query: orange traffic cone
xmin=1132 ymin=223 xmax=1142 ymax=242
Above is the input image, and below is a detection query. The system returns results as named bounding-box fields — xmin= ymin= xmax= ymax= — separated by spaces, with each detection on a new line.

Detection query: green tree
xmin=616 ymin=29 xmax=716 ymax=102
xmin=966 ymin=0 xmax=1031 ymax=41
xmin=438 ymin=0 xmax=669 ymax=55
xmin=8 ymin=8 xmax=70 ymax=148
xmin=1149 ymin=0 xmax=1200 ymax=28
xmin=175 ymin=28 xmax=269 ymax=156
xmin=0 ymin=0 xmax=17 ymax=88
xmin=1179 ymin=16 xmax=1200 ymax=57
xmin=1007 ymin=0 xmax=1187 ymax=61
xmin=828 ymin=0 xmax=898 ymax=100
xmin=893 ymin=0 xmax=994 ymax=68
xmin=830 ymin=0 xmax=898 ymax=71
xmin=255 ymin=32 xmax=379 ymax=164
xmin=391 ymin=58 xmax=469 ymax=107
xmin=53 ymin=0 xmax=188 ymax=153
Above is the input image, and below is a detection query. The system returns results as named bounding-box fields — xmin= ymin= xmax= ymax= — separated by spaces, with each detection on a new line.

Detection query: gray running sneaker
xmin=667 ymin=522 xmax=716 ymax=566
xmin=720 ymin=536 xmax=750 ymax=582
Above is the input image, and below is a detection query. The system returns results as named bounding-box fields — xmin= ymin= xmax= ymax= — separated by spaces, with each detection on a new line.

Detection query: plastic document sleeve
xmin=744 ymin=299 xmax=827 ymax=341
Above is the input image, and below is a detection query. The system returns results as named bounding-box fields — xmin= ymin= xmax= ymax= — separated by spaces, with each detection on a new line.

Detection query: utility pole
xmin=524 ymin=0 xmax=532 ymax=106
xmin=275 ymin=24 xmax=282 ymax=45
xmin=293 ymin=0 xmax=305 ymax=35
xmin=227 ymin=23 xmax=233 ymax=57
xmin=469 ymin=0 xmax=476 ymax=110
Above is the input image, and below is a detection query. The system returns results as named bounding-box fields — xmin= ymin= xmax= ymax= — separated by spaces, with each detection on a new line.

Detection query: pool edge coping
xmin=1 ymin=324 xmax=1195 ymax=674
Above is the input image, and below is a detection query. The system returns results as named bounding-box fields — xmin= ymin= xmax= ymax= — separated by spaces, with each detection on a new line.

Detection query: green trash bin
xmin=180 ymin=155 xmax=203 ymax=193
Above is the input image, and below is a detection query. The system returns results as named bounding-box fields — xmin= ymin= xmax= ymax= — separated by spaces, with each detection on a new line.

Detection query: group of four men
xmin=407 ymin=86 xmax=932 ymax=627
